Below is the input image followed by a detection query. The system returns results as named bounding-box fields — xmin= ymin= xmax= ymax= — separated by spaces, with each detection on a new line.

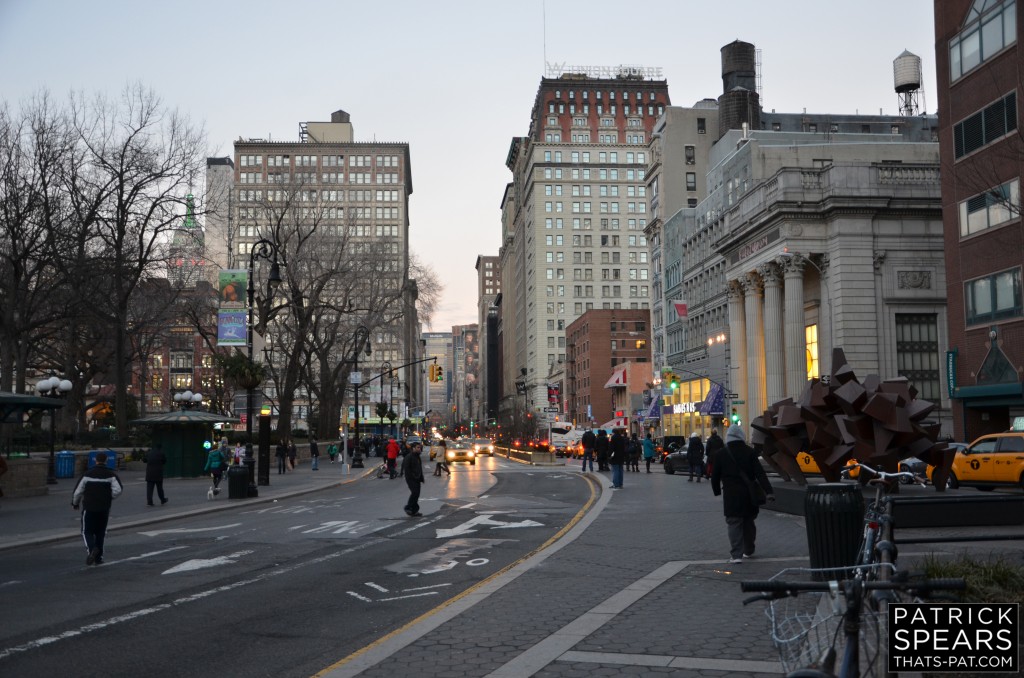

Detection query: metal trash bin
xmin=804 ymin=483 xmax=865 ymax=579
xmin=56 ymin=451 xmax=76 ymax=478
xmin=227 ymin=464 xmax=249 ymax=499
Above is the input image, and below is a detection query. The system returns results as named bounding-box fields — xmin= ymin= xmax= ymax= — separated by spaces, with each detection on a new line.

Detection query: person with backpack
xmin=642 ymin=432 xmax=657 ymax=473
xmin=204 ymin=441 xmax=228 ymax=499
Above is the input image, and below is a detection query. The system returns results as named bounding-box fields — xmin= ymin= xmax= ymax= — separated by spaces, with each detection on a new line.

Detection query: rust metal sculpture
xmin=751 ymin=348 xmax=955 ymax=490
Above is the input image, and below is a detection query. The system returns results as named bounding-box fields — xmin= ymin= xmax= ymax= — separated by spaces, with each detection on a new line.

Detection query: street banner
xmin=672 ymin=299 xmax=688 ymax=319
xmin=217 ymin=310 xmax=247 ymax=346
xmin=219 ymin=269 xmax=248 ymax=309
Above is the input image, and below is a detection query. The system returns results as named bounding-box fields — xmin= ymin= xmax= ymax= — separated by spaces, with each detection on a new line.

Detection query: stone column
xmin=758 ymin=262 xmax=785 ymax=407
xmin=727 ymin=280 xmax=746 ymax=421
xmin=741 ymin=272 xmax=766 ymax=421
xmin=781 ymin=253 xmax=808 ymax=397
xmin=817 ymin=254 xmax=832 ymax=372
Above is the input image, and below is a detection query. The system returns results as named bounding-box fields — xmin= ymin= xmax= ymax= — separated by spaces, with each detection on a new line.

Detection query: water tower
xmin=894 ymin=50 xmax=924 ymax=116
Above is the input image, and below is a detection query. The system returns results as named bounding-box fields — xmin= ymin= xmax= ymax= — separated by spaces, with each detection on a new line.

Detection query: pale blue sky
xmin=0 ymin=0 xmax=938 ymax=330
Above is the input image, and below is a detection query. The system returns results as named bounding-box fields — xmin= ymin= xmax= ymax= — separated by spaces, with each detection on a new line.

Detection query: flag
xmin=673 ymin=300 xmax=688 ymax=319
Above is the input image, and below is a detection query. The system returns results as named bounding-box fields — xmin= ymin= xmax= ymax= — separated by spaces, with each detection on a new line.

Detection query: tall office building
xmin=502 ymin=69 xmax=671 ymax=416
xmin=934 ymin=0 xmax=1023 ymax=439
xmin=475 ymin=255 xmax=501 ymax=425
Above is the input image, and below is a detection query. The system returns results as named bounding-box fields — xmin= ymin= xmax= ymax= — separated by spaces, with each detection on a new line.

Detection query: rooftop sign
xmin=545 ymin=62 xmax=664 ymax=80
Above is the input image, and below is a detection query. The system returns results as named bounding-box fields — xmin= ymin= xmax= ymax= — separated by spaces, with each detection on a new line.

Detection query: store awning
xmin=599 ymin=416 xmax=628 ymax=430
xmin=698 ymin=383 xmax=725 ymax=416
xmin=603 ymin=366 xmax=627 ymax=389
xmin=641 ymin=397 xmax=661 ymax=422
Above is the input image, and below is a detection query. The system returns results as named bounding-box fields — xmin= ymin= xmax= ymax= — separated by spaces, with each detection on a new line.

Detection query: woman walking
xmin=711 ymin=425 xmax=774 ymax=563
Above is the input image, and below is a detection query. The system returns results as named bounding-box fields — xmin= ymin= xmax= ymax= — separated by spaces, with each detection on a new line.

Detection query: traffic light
xmin=428 ymin=364 xmax=443 ymax=383
xmin=730 ymin=408 xmax=741 ymax=426
xmin=664 ymin=371 xmax=679 ymax=391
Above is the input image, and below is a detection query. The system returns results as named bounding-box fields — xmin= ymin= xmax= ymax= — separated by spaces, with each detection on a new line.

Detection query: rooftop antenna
xmin=542 ymin=0 xmax=547 ymax=74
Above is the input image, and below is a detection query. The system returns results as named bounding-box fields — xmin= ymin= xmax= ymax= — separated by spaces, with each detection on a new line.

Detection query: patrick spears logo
xmin=889 ymin=603 xmax=1018 ymax=672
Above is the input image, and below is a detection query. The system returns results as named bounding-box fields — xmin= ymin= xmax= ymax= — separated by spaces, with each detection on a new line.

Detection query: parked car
xmin=662 ymin=444 xmax=691 ymax=475
xmin=927 ymin=432 xmax=1024 ymax=489
xmin=445 ymin=440 xmax=477 ymax=465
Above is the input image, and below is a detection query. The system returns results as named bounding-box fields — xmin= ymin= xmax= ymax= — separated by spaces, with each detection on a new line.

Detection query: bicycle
xmin=375 ymin=460 xmax=388 ymax=479
xmin=741 ymin=568 xmax=965 ymax=678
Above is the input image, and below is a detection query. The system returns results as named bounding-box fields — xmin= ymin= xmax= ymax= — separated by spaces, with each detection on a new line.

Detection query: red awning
xmin=603 ymin=366 xmax=627 ymax=389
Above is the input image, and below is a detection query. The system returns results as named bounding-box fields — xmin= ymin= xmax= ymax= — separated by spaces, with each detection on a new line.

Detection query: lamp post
xmin=349 ymin=326 xmax=371 ymax=468
xmin=173 ymin=390 xmax=204 ymax=409
xmin=37 ymin=376 xmax=72 ymax=485
xmin=379 ymin=361 xmax=394 ymax=440
xmin=246 ymin=238 xmax=282 ymax=497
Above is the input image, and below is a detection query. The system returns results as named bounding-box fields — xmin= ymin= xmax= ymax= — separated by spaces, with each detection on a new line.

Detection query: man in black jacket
xmin=145 ymin=445 xmax=168 ymax=506
xmin=608 ymin=429 xmax=628 ymax=489
xmin=711 ymin=425 xmax=774 ymax=564
xmin=72 ymin=452 xmax=123 ymax=566
xmin=401 ymin=441 xmax=425 ymax=517
xmin=595 ymin=429 xmax=610 ymax=471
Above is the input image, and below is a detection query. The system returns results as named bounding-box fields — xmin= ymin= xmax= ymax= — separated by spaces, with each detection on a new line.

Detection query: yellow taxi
xmin=927 ymin=432 xmax=1024 ymax=490
xmin=795 ymin=452 xmax=860 ymax=478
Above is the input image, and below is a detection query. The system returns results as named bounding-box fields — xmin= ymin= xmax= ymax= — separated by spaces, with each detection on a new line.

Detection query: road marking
xmin=162 ymin=550 xmax=254 ymax=575
xmin=365 ymin=582 xmax=388 ymax=592
xmin=390 ymin=538 xmax=511 ymax=576
xmin=436 ymin=514 xmax=543 ymax=538
xmin=346 ymin=591 xmax=372 ymax=602
xmin=403 ymin=583 xmax=452 ymax=592
xmin=377 ymin=591 xmax=439 ymax=602
xmin=122 ymin=547 xmax=189 ymax=561
xmin=138 ymin=524 xmax=242 ymax=537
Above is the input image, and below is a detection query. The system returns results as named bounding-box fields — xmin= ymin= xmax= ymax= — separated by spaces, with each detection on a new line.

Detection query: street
xmin=0 ymin=457 xmax=591 ymax=678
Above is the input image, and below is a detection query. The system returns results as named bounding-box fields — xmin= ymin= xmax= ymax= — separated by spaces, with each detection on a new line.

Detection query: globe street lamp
xmin=349 ymin=326 xmax=371 ymax=468
xmin=36 ymin=376 xmax=72 ymax=485
xmin=173 ymin=390 xmax=204 ymax=409
xmin=246 ymin=238 xmax=282 ymax=496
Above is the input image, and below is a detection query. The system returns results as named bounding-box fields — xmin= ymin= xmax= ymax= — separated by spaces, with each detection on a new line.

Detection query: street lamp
xmin=349 ymin=325 xmax=371 ymax=468
xmin=379 ymin=361 xmax=395 ymax=440
xmin=246 ymin=238 xmax=282 ymax=497
xmin=36 ymin=376 xmax=72 ymax=485
xmin=173 ymin=390 xmax=204 ymax=409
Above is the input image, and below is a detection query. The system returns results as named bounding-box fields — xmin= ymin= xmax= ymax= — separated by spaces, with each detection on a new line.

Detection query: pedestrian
xmin=628 ymin=433 xmax=642 ymax=472
xmin=309 ymin=437 xmax=320 ymax=471
xmin=595 ymin=429 xmax=610 ymax=471
xmin=288 ymin=439 xmax=297 ymax=470
xmin=233 ymin=441 xmax=246 ymax=465
xmin=327 ymin=441 xmax=338 ymax=464
xmin=71 ymin=451 xmax=123 ymax=566
xmin=642 ymin=432 xmax=657 ymax=473
xmin=687 ymin=432 xmax=706 ymax=482
xmin=705 ymin=427 xmax=724 ymax=479
xmin=145 ymin=444 xmax=168 ymax=506
xmin=386 ymin=437 xmax=400 ymax=479
xmin=433 ymin=439 xmax=450 ymax=476
xmin=275 ymin=440 xmax=287 ymax=474
xmin=204 ymin=442 xmax=228 ymax=499
xmin=580 ymin=428 xmax=596 ymax=472
xmin=608 ymin=428 xmax=627 ymax=489
xmin=711 ymin=424 xmax=775 ymax=564
xmin=401 ymin=440 xmax=425 ymax=516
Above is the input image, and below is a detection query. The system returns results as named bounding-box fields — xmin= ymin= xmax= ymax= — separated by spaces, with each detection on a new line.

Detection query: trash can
xmin=804 ymin=483 xmax=865 ymax=580
xmin=56 ymin=451 xmax=76 ymax=478
xmin=227 ymin=464 xmax=249 ymax=499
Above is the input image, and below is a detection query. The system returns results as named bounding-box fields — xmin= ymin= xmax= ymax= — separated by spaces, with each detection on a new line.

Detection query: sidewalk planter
xmin=804 ymin=482 xmax=864 ymax=580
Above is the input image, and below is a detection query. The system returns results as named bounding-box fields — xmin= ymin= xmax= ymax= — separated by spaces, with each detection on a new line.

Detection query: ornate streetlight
xmin=173 ymin=390 xmax=204 ymax=409
xmin=36 ymin=376 xmax=72 ymax=485
xmin=348 ymin=326 xmax=371 ymax=468
xmin=379 ymin=361 xmax=396 ymax=440
xmin=246 ymin=238 xmax=282 ymax=496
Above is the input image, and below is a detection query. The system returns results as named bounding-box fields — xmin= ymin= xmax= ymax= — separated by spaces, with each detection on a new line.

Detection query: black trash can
xmin=227 ymin=464 xmax=249 ymax=499
xmin=804 ymin=483 xmax=865 ymax=579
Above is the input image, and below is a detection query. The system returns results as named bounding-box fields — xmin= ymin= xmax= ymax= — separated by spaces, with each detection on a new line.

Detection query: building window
xmin=685 ymin=145 xmax=695 ymax=165
xmin=959 ymin=178 xmax=1020 ymax=237
xmin=805 ymin=324 xmax=819 ymax=380
xmin=895 ymin=314 xmax=940 ymax=401
xmin=686 ymin=173 xmax=697 ymax=191
xmin=697 ymin=118 xmax=706 ymax=134
xmin=965 ymin=267 xmax=1023 ymax=325
xmin=954 ymin=92 xmax=1018 ymax=159
xmin=949 ymin=0 xmax=1017 ymax=82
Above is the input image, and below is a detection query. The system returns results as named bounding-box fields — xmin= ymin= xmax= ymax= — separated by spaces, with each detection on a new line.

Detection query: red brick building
xmin=565 ymin=309 xmax=651 ymax=428
xmin=934 ymin=0 xmax=1023 ymax=439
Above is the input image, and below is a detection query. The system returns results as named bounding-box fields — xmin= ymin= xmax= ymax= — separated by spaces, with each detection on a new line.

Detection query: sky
xmin=0 ymin=0 xmax=938 ymax=332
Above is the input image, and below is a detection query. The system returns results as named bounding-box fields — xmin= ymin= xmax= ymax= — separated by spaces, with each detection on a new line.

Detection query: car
xmin=898 ymin=456 xmax=928 ymax=483
xmin=927 ymin=432 xmax=1024 ymax=490
xmin=445 ymin=440 xmax=477 ymax=465
xmin=469 ymin=438 xmax=494 ymax=456
xmin=662 ymin=444 xmax=692 ymax=475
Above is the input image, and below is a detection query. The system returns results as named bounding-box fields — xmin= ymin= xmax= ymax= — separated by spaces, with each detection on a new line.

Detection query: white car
xmin=470 ymin=438 xmax=494 ymax=456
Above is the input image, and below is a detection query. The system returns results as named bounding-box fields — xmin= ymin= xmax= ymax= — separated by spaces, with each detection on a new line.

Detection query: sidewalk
xmin=0 ymin=457 xmax=368 ymax=551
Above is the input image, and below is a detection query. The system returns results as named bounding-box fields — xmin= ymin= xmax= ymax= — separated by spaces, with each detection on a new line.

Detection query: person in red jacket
xmin=385 ymin=438 xmax=400 ymax=479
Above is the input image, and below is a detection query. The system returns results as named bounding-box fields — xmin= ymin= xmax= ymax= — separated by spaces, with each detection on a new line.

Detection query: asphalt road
xmin=0 ymin=457 xmax=592 ymax=678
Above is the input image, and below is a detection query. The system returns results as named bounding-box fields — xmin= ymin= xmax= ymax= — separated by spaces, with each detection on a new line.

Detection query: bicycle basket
xmin=764 ymin=566 xmax=888 ymax=678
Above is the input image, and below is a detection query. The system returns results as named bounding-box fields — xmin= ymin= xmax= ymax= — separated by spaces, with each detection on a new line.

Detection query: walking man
xmin=145 ymin=444 xmax=168 ymax=506
xmin=595 ymin=429 xmax=610 ymax=472
xmin=580 ymin=428 xmax=596 ymax=472
xmin=642 ymin=433 xmax=657 ymax=473
xmin=711 ymin=424 xmax=775 ymax=563
xmin=401 ymin=441 xmax=425 ymax=517
xmin=608 ymin=428 xmax=627 ymax=489
xmin=72 ymin=452 xmax=123 ymax=566
xmin=309 ymin=437 xmax=320 ymax=471
xmin=386 ymin=437 xmax=400 ymax=479
xmin=687 ymin=432 xmax=706 ymax=482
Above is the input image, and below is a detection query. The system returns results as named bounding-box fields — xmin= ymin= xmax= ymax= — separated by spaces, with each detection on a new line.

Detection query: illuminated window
xmin=805 ymin=324 xmax=819 ymax=380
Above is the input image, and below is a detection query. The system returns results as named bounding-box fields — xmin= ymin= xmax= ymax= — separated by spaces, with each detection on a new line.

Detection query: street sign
xmin=544 ymin=407 xmax=558 ymax=413
xmin=724 ymin=392 xmax=739 ymax=399
xmin=732 ymin=400 xmax=746 ymax=405
xmin=349 ymin=372 xmax=363 ymax=384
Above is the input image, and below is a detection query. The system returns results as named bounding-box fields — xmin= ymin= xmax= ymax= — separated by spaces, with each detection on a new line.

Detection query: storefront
xmin=662 ymin=377 xmax=716 ymax=440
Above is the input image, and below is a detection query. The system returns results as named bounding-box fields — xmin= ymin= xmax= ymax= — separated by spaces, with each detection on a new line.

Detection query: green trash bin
xmin=804 ymin=483 xmax=865 ymax=580
xmin=227 ymin=464 xmax=249 ymax=499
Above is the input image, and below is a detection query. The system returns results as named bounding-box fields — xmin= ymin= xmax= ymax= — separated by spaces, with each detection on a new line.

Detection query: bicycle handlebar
xmin=846 ymin=462 xmax=925 ymax=486
xmin=741 ymin=577 xmax=966 ymax=595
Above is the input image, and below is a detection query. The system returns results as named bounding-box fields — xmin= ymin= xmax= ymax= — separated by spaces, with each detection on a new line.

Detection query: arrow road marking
xmin=162 ymin=550 xmax=253 ymax=575
xmin=435 ymin=514 xmax=543 ymax=538
xmin=139 ymin=524 xmax=242 ymax=537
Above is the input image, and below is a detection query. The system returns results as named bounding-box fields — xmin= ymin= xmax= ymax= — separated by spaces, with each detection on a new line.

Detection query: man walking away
xmin=309 ymin=437 xmax=320 ymax=471
xmin=628 ymin=433 xmax=642 ymax=472
xmin=687 ymin=432 xmax=706 ymax=482
xmin=711 ymin=424 xmax=774 ymax=564
xmin=580 ymin=428 xmax=596 ymax=472
xmin=608 ymin=428 xmax=627 ymax=489
xmin=276 ymin=440 xmax=288 ymax=474
xmin=72 ymin=452 xmax=123 ymax=565
xmin=145 ymin=445 xmax=168 ymax=506
xmin=705 ymin=428 xmax=724 ymax=479
xmin=401 ymin=441 xmax=425 ymax=516
xmin=386 ymin=437 xmax=400 ymax=479
xmin=642 ymin=433 xmax=657 ymax=473
xmin=595 ymin=429 xmax=610 ymax=471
